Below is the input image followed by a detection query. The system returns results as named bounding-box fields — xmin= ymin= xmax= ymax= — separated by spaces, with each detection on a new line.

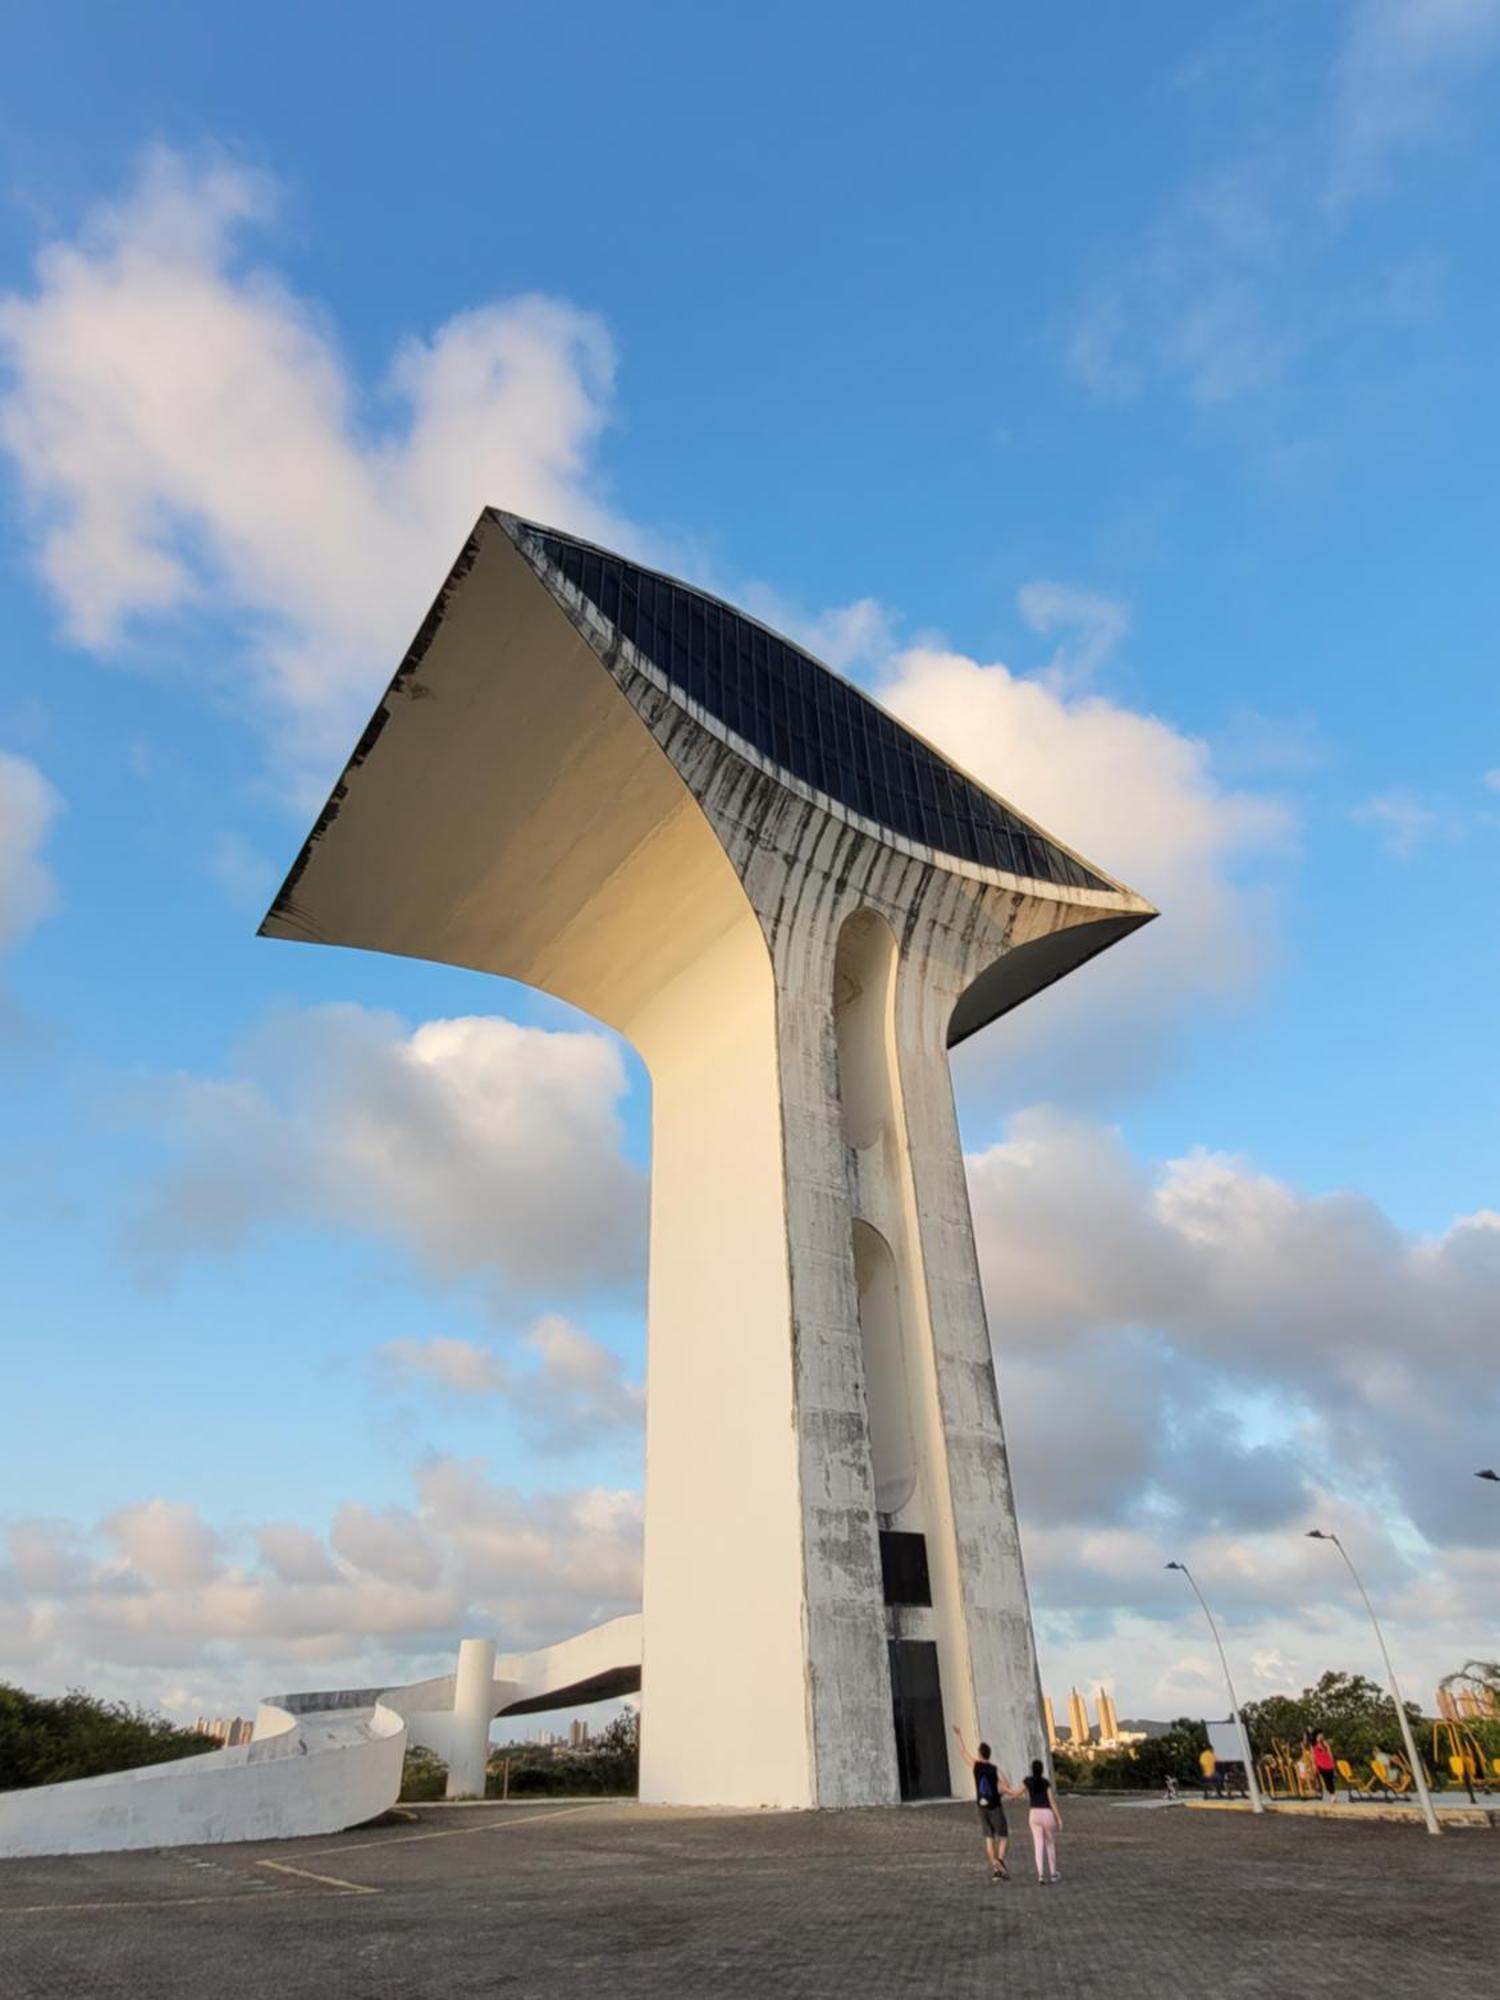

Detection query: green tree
xmin=1241 ymin=1670 xmax=1427 ymax=1775
xmin=1127 ymin=1719 xmax=1209 ymax=1788
xmin=1051 ymin=1720 xmax=1206 ymax=1792
xmin=586 ymin=1708 xmax=639 ymax=1794
xmin=0 ymin=1683 xmax=211 ymax=1791
xmin=398 ymin=1745 xmax=449 ymax=1802
xmin=486 ymin=1710 xmax=640 ymax=1798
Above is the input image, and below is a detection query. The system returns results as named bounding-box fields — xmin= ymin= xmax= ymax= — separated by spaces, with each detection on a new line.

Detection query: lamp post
xmin=1477 ymin=1469 xmax=1499 ymax=1484
xmin=1305 ymin=1530 xmax=1440 ymax=1837
xmin=1165 ymin=1562 xmax=1263 ymax=1813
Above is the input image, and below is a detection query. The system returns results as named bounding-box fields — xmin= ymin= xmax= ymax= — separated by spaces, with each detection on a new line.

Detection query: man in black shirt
xmin=952 ymin=1723 xmax=1010 ymax=1880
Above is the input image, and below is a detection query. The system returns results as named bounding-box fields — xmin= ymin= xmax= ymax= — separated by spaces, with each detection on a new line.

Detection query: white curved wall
xmin=0 ymin=1702 xmax=406 ymax=1860
xmin=0 ymin=1613 xmax=645 ymax=1859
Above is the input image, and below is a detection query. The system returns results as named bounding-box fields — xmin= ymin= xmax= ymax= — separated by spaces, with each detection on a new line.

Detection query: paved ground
xmin=2 ymin=1795 xmax=1496 ymax=1999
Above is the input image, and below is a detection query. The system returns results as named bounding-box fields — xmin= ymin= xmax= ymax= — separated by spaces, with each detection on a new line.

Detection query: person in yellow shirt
xmin=1199 ymin=1745 xmax=1223 ymax=1797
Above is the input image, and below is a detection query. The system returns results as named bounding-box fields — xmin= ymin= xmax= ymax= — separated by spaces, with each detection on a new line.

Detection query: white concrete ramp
xmin=0 ymin=1614 xmax=643 ymax=1859
xmin=0 ymin=1700 xmax=405 ymax=1859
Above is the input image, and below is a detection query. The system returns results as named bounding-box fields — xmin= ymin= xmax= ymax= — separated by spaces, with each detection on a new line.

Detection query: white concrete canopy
xmin=261 ymin=513 xmax=1155 ymax=1809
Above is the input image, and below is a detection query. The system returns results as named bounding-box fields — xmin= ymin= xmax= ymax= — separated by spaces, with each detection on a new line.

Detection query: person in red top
xmin=1311 ymin=1730 xmax=1338 ymax=1799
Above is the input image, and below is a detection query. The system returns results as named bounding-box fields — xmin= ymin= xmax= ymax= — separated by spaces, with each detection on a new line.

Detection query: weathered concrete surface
xmin=3 ymin=1797 xmax=1495 ymax=2000
xmin=259 ymin=512 xmax=1157 ymax=1811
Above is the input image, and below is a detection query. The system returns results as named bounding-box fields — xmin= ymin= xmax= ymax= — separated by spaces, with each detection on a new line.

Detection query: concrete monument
xmin=260 ymin=513 xmax=1154 ymax=1809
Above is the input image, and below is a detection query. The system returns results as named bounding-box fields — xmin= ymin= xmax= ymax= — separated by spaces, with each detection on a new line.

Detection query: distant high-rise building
xmin=1040 ymin=1678 xmax=1143 ymax=1756
xmin=1067 ymin=1687 xmax=1091 ymax=1747
xmin=192 ymin=1716 xmax=253 ymax=1747
xmin=568 ymin=1719 xmax=592 ymax=1750
xmin=1097 ymin=1688 xmax=1119 ymax=1742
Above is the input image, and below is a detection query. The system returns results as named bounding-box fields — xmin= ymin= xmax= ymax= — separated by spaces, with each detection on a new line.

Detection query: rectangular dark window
xmin=879 ymin=1530 xmax=932 ymax=1607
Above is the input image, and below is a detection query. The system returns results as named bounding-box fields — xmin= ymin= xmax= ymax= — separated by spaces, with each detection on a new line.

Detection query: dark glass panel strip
xmin=527 ymin=528 xmax=1108 ymax=890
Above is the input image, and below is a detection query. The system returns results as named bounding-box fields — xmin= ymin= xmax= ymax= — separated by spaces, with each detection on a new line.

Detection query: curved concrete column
xmin=446 ymin=1638 xmax=498 ymax=1798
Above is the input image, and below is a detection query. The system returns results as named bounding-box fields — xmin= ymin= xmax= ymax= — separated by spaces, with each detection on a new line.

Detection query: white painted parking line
xmin=256 ymin=1859 xmax=381 ymax=1895
xmin=299 ymin=1799 xmax=607 ymax=1859
xmin=6 ymin=1887 xmax=299 ymax=1918
xmin=3 ymin=1800 xmax=616 ymax=1917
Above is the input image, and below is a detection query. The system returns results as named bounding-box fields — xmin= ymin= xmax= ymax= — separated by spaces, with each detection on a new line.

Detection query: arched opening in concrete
xmin=833 ymin=906 xmax=899 ymax=1153
xmin=850 ymin=1220 xmax=917 ymax=1518
xmin=833 ymin=907 xmax=918 ymax=1524
xmin=834 ymin=907 xmax=949 ymax=1802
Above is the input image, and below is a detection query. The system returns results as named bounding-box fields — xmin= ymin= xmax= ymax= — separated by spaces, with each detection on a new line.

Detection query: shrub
xmin=398 ymin=1746 xmax=450 ymax=1802
xmin=1241 ymin=1671 xmax=1430 ymax=1777
xmin=487 ymin=1711 xmax=640 ymax=1798
xmin=0 ymin=1683 xmax=212 ymax=1791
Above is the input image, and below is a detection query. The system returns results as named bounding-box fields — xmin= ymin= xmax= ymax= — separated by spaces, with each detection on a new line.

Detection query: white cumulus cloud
xmin=1351 ymin=786 xmax=1444 ymax=856
xmin=1 ymin=1465 xmax=642 ymax=1718
xmin=965 ymin=1109 xmax=1500 ymax=1704
xmin=1064 ymin=2 xmax=1500 ymax=409
xmin=971 ymin=1108 xmax=1500 ymax=1559
xmin=381 ymin=1315 xmax=645 ymax=1453
xmin=1329 ymin=0 xmax=1500 ymax=208
xmin=131 ymin=1003 xmax=644 ymax=1297
xmin=102 ymin=1498 xmax=220 ymax=1590
xmin=0 ymin=149 xmax=628 ymax=778
xmin=1017 ymin=579 xmax=1130 ymax=686
xmin=879 ymin=644 xmax=1290 ymax=1096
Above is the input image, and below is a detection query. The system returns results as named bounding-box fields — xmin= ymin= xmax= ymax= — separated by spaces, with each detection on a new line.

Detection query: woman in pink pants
xmin=1014 ymin=1760 xmax=1063 ymax=1884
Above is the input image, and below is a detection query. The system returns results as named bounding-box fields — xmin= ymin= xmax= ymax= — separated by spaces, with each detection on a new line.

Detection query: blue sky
xmin=0 ymin=0 xmax=1496 ymax=1723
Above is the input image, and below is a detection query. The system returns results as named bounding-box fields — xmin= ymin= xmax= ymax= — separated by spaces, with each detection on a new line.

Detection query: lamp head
xmin=1478 ymin=1469 xmax=1500 ymax=1483
xmin=1165 ymin=1561 xmax=1183 ymax=1571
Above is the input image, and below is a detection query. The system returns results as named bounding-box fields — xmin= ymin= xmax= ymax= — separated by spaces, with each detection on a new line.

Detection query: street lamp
xmin=1305 ymin=1530 xmax=1441 ymax=1837
xmin=1165 ymin=1562 xmax=1264 ymax=1813
xmin=1477 ymin=1470 xmax=1499 ymax=1483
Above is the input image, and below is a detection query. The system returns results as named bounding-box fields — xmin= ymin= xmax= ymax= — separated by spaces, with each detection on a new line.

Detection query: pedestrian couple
xmin=952 ymin=1725 xmax=1063 ymax=1885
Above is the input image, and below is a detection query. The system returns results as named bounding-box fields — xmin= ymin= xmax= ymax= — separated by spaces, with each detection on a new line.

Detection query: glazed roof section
xmin=514 ymin=520 xmax=1109 ymax=892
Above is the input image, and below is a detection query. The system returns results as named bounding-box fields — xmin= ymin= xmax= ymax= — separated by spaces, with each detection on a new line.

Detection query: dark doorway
xmin=888 ymin=1639 xmax=948 ymax=1800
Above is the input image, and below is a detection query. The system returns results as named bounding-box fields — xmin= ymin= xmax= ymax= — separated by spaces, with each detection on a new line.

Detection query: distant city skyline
xmin=1044 ymin=1684 xmax=1144 ymax=1752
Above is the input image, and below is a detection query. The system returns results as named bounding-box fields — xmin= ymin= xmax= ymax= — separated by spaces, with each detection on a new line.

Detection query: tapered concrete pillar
xmin=446 ymin=1638 xmax=497 ymax=1799
xmin=261 ymin=511 xmax=1155 ymax=1810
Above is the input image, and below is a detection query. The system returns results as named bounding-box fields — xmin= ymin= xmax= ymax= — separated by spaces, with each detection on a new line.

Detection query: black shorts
xmin=977 ymin=1804 xmax=1008 ymax=1839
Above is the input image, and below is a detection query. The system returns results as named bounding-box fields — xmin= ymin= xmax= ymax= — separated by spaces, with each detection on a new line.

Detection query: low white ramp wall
xmin=0 ymin=1701 xmax=406 ymax=1859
